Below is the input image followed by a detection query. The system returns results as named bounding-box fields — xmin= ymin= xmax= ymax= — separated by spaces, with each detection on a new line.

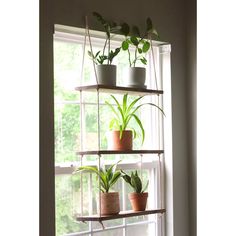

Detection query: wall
xmin=40 ymin=0 xmax=55 ymax=235
xmin=186 ymin=0 xmax=196 ymax=235
xmin=40 ymin=0 xmax=196 ymax=235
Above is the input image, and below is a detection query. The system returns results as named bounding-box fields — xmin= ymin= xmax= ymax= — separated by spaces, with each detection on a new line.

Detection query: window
xmin=54 ymin=25 xmax=171 ymax=236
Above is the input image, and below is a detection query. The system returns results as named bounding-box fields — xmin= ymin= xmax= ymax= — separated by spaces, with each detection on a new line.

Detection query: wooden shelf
xmin=75 ymin=85 xmax=163 ymax=96
xmin=76 ymin=150 xmax=164 ymax=156
xmin=76 ymin=209 xmax=166 ymax=222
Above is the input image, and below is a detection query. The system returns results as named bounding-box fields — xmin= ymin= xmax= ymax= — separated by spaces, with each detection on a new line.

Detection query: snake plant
xmin=121 ymin=170 xmax=149 ymax=193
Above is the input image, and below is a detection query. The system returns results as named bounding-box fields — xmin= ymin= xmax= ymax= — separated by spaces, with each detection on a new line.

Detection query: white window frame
xmin=53 ymin=24 xmax=172 ymax=236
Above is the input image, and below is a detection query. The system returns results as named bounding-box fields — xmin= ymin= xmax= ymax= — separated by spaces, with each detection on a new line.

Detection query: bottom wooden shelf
xmin=75 ymin=209 xmax=166 ymax=222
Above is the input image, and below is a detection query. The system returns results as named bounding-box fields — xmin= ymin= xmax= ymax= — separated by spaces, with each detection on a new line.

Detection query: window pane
xmin=126 ymin=223 xmax=155 ymax=236
xmin=55 ymin=175 xmax=89 ymax=236
xmin=93 ymin=228 xmax=123 ymax=236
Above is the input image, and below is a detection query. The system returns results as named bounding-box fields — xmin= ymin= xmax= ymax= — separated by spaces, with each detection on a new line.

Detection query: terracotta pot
xmin=128 ymin=192 xmax=148 ymax=211
xmin=107 ymin=130 xmax=133 ymax=150
xmin=100 ymin=192 xmax=120 ymax=215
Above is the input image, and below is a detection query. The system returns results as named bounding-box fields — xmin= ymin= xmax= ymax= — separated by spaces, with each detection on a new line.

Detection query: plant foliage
xmin=120 ymin=18 xmax=159 ymax=67
xmin=88 ymin=12 xmax=121 ymax=65
xmin=73 ymin=161 xmax=121 ymax=193
xmin=121 ymin=170 xmax=149 ymax=193
xmin=105 ymin=93 xmax=164 ymax=144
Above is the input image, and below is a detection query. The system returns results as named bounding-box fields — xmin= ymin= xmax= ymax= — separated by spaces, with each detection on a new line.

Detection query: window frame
xmin=53 ymin=25 xmax=172 ymax=236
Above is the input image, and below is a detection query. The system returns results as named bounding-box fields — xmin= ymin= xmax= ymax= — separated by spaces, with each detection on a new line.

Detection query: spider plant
xmin=121 ymin=170 xmax=149 ymax=193
xmin=105 ymin=93 xmax=164 ymax=144
xmin=73 ymin=161 xmax=121 ymax=193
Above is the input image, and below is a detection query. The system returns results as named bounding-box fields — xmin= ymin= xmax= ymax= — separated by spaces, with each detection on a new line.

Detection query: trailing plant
xmin=105 ymin=93 xmax=164 ymax=144
xmin=73 ymin=161 xmax=121 ymax=193
xmin=120 ymin=18 xmax=159 ymax=67
xmin=88 ymin=12 xmax=121 ymax=65
xmin=121 ymin=170 xmax=149 ymax=193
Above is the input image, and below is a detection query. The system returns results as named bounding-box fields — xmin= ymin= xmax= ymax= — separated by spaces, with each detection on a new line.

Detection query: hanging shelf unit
xmin=74 ymin=85 xmax=166 ymax=223
xmin=72 ymin=21 xmax=170 ymax=229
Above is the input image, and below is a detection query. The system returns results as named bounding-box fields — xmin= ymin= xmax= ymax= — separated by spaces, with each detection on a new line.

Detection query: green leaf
xmin=122 ymin=40 xmax=129 ymax=50
xmin=130 ymin=36 xmax=139 ymax=46
xmin=142 ymin=41 xmax=150 ymax=53
xmin=93 ymin=12 xmax=106 ymax=26
xmin=142 ymin=180 xmax=149 ymax=193
xmin=109 ymin=118 xmax=118 ymax=130
xmin=140 ymin=57 xmax=147 ymax=65
xmin=146 ymin=17 xmax=153 ymax=32
xmin=109 ymin=171 xmax=121 ymax=188
xmin=138 ymin=102 xmax=165 ymax=116
xmin=126 ymin=96 xmax=144 ymax=115
xmin=73 ymin=166 xmax=99 ymax=175
xmin=105 ymin=101 xmax=121 ymax=122
xmin=108 ymin=47 xmax=120 ymax=64
xmin=131 ymin=174 xmax=142 ymax=193
xmin=122 ymin=93 xmax=128 ymax=115
xmin=131 ymin=128 xmax=137 ymax=139
xmin=122 ymin=174 xmax=132 ymax=185
xmin=120 ymin=23 xmax=130 ymax=36
xmin=138 ymin=48 xmax=142 ymax=54
xmin=131 ymin=114 xmax=145 ymax=144
xmin=110 ymin=95 xmax=125 ymax=127
xmin=132 ymin=26 xmax=140 ymax=37
xmin=88 ymin=50 xmax=93 ymax=58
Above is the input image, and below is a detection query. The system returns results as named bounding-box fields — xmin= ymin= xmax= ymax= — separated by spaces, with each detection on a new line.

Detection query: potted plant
xmin=121 ymin=170 xmax=149 ymax=211
xmin=88 ymin=12 xmax=121 ymax=86
xmin=120 ymin=18 xmax=159 ymax=88
xmin=73 ymin=161 xmax=122 ymax=215
xmin=105 ymin=93 xmax=164 ymax=150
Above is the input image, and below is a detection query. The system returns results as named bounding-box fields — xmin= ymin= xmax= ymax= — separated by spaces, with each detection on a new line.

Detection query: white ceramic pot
xmin=96 ymin=64 xmax=117 ymax=86
xmin=127 ymin=67 xmax=146 ymax=88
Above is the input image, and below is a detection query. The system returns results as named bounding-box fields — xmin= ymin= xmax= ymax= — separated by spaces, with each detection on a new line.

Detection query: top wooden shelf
xmin=75 ymin=85 xmax=163 ymax=96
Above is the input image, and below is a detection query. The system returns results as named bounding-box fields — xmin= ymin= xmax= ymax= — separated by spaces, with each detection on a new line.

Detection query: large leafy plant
xmin=120 ymin=18 xmax=159 ymax=67
xmin=73 ymin=161 xmax=121 ymax=193
xmin=121 ymin=170 xmax=149 ymax=193
xmin=88 ymin=12 xmax=121 ymax=65
xmin=105 ymin=93 xmax=164 ymax=144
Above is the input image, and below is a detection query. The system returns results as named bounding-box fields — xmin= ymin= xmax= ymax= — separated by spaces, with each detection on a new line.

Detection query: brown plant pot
xmin=100 ymin=192 xmax=120 ymax=215
xmin=128 ymin=192 xmax=148 ymax=211
xmin=107 ymin=130 xmax=133 ymax=151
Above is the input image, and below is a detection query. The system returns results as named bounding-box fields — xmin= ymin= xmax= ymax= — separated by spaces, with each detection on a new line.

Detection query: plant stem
xmin=102 ymin=38 xmax=108 ymax=60
xmin=134 ymin=46 xmax=138 ymax=67
xmin=108 ymin=36 xmax=111 ymax=65
xmin=128 ymin=48 xmax=131 ymax=67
